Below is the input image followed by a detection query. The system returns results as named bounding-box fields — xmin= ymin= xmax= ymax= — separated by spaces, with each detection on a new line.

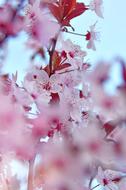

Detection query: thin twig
xmin=62 ymin=30 xmax=85 ymax=37
xmin=91 ymin=184 xmax=100 ymax=190
xmin=27 ymin=158 xmax=35 ymax=190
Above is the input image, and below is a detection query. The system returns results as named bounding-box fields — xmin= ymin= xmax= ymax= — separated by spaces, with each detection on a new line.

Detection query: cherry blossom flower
xmin=25 ymin=0 xmax=60 ymax=46
xmin=58 ymin=39 xmax=87 ymax=69
xmin=59 ymin=88 xmax=83 ymax=122
xmin=23 ymin=67 xmax=62 ymax=107
xmin=85 ymin=22 xmax=100 ymax=51
xmin=96 ymin=167 xmax=125 ymax=190
xmin=89 ymin=0 xmax=104 ymax=18
xmin=0 ymin=3 xmax=24 ymax=42
xmin=0 ymin=93 xmax=37 ymax=160
xmin=24 ymin=66 xmax=60 ymax=91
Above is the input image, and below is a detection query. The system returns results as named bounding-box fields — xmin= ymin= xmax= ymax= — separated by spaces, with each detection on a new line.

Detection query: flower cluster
xmin=0 ymin=0 xmax=126 ymax=190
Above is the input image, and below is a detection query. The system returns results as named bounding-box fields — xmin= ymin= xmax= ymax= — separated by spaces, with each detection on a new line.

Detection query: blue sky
xmin=72 ymin=0 xmax=126 ymax=61
xmin=93 ymin=0 xmax=126 ymax=60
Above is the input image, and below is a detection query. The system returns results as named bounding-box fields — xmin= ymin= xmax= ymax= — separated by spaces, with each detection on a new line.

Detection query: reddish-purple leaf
xmin=65 ymin=3 xmax=88 ymax=21
xmin=55 ymin=63 xmax=71 ymax=71
xmin=103 ymin=121 xmax=116 ymax=136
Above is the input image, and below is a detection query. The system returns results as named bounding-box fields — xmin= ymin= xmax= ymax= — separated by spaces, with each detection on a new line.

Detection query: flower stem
xmin=63 ymin=30 xmax=85 ymax=37
xmin=27 ymin=159 xmax=35 ymax=190
xmin=91 ymin=184 xmax=100 ymax=190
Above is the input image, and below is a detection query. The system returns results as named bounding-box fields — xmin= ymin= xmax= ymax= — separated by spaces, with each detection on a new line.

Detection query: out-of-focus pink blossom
xmin=0 ymin=154 xmax=20 ymax=190
xmin=0 ymin=3 xmax=24 ymax=41
xmin=0 ymin=93 xmax=36 ymax=160
xmin=25 ymin=0 xmax=60 ymax=47
xmin=89 ymin=0 xmax=104 ymax=18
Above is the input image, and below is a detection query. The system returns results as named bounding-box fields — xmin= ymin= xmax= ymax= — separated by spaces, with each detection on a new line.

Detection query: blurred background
xmin=0 ymin=1 xmax=125 ymax=189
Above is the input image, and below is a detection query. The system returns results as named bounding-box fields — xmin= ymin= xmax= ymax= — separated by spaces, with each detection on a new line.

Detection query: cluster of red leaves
xmin=52 ymin=51 xmax=71 ymax=71
xmin=44 ymin=50 xmax=71 ymax=75
xmin=48 ymin=0 xmax=88 ymax=27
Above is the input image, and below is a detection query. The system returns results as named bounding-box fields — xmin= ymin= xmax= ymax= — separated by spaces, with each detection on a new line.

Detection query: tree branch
xmin=27 ymin=158 xmax=35 ymax=190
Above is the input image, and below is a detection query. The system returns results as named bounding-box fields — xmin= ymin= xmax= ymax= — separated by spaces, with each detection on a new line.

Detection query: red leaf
xmin=103 ymin=121 xmax=116 ymax=136
xmin=48 ymin=3 xmax=63 ymax=23
xmin=52 ymin=51 xmax=71 ymax=72
xmin=62 ymin=0 xmax=76 ymax=17
xmin=52 ymin=51 xmax=62 ymax=70
xmin=50 ymin=93 xmax=60 ymax=104
xmin=65 ymin=3 xmax=88 ymax=21
xmin=48 ymin=1 xmax=87 ymax=27
xmin=55 ymin=63 xmax=71 ymax=71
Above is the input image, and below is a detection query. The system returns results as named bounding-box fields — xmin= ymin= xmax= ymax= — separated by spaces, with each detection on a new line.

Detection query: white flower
xmin=96 ymin=167 xmax=120 ymax=190
xmin=89 ymin=0 xmax=104 ymax=18
xmin=85 ymin=22 xmax=100 ymax=51
xmin=23 ymin=67 xmax=63 ymax=107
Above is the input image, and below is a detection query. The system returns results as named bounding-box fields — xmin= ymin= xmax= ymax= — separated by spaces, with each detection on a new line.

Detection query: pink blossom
xmin=23 ymin=67 xmax=62 ymax=107
xmin=25 ymin=0 xmax=60 ymax=46
xmin=0 ymin=93 xmax=36 ymax=160
xmin=0 ymin=3 xmax=24 ymax=40
xmin=0 ymin=154 xmax=20 ymax=190
xmin=89 ymin=0 xmax=104 ymax=18
xmin=96 ymin=167 xmax=124 ymax=190
xmin=85 ymin=22 xmax=100 ymax=51
xmin=58 ymin=39 xmax=87 ymax=69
